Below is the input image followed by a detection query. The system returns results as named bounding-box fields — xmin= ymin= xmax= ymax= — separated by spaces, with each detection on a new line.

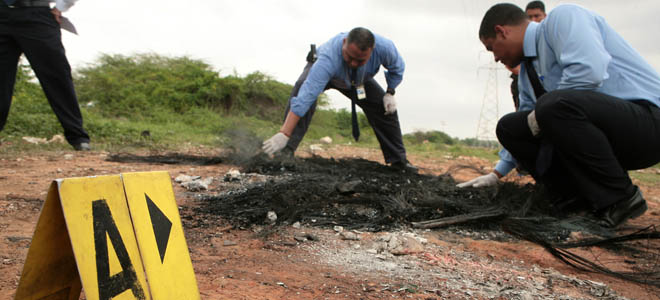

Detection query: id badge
xmin=356 ymin=85 xmax=366 ymax=100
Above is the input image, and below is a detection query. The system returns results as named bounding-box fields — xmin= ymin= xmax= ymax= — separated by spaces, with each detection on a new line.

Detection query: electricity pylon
xmin=476 ymin=60 xmax=503 ymax=147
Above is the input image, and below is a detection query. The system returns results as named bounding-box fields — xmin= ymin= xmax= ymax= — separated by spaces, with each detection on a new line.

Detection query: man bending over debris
xmin=458 ymin=3 xmax=660 ymax=228
xmin=262 ymin=27 xmax=417 ymax=173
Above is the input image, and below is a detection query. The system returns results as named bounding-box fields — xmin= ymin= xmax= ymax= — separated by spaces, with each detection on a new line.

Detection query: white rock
xmin=309 ymin=144 xmax=324 ymax=153
xmin=64 ymin=154 xmax=74 ymax=160
xmin=22 ymin=136 xmax=47 ymax=144
xmin=340 ymin=231 xmax=359 ymax=240
xmin=182 ymin=180 xmax=208 ymax=191
xmin=226 ymin=168 xmax=241 ymax=177
xmin=48 ymin=134 xmax=66 ymax=144
xmin=175 ymin=174 xmax=200 ymax=183
xmin=266 ymin=211 xmax=277 ymax=222
xmin=320 ymin=136 xmax=333 ymax=144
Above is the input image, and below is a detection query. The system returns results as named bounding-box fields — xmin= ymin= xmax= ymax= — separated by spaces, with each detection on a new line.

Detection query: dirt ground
xmin=1 ymin=144 xmax=659 ymax=299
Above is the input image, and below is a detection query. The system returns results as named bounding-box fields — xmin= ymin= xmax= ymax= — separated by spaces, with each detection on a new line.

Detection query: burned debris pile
xmin=108 ymin=153 xmax=660 ymax=287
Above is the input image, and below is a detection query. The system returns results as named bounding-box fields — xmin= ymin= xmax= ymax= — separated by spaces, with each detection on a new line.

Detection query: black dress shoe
xmin=597 ymin=186 xmax=647 ymax=228
xmin=73 ymin=142 xmax=91 ymax=151
xmin=390 ymin=160 xmax=418 ymax=173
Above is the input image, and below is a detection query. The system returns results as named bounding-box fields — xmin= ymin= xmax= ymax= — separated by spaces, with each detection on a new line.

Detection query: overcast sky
xmin=59 ymin=0 xmax=660 ymax=139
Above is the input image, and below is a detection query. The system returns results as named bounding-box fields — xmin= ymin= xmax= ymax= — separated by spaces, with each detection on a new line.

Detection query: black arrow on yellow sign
xmin=145 ymin=193 xmax=172 ymax=263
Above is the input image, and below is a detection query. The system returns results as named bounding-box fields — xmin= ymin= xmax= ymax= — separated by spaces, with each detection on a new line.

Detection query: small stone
xmin=223 ymin=240 xmax=237 ymax=246
xmin=174 ymin=174 xmax=200 ymax=183
xmin=340 ymin=232 xmax=360 ymax=241
xmin=266 ymin=211 xmax=277 ymax=223
xmin=309 ymin=144 xmax=324 ymax=153
xmin=292 ymin=221 xmax=301 ymax=228
xmin=333 ymin=226 xmax=344 ymax=232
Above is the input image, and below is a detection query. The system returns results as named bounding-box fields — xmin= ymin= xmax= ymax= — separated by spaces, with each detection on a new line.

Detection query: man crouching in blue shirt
xmin=262 ymin=27 xmax=417 ymax=173
xmin=458 ymin=3 xmax=660 ymax=228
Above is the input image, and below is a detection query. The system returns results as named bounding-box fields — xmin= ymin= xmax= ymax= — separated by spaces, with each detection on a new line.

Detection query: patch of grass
xmin=630 ymin=170 xmax=660 ymax=187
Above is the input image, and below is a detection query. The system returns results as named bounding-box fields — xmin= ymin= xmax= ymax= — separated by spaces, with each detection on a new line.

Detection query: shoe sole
xmin=628 ymin=201 xmax=648 ymax=220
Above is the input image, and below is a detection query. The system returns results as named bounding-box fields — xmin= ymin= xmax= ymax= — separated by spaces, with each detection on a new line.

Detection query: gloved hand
xmin=383 ymin=93 xmax=397 ymax=115
xmin=456 ymin=173 xmax=499 ymax=188
xmin=262 ymin=132 xmax=290 ymax=155
xmin=527 ymin=110 xmax=540 ymax=136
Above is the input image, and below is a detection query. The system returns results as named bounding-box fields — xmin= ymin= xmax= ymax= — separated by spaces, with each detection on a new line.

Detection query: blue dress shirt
xmin=495 ymin=4 xmax=660 ymax=176
xmin=289 ymin=32 xmax=405 ymax=117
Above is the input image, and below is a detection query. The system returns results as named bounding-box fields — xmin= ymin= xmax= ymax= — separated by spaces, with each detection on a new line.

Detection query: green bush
xmin=2 ymin=62 xmax=62 ymax=138
xmin=403 ymin=130 xmax=455 ymax=146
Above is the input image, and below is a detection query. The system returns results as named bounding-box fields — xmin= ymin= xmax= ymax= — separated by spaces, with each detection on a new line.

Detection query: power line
xmin=475 ymin=59 xmax=506 ymax=147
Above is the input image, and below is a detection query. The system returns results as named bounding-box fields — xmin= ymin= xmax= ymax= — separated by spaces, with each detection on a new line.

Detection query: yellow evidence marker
xmin=122 ymin=171 xmax=200 ymax=300
xmin=17 ymin=175 xmax=150 ymax=300
xmin=16 ymin=172 xmax=199 ymax=300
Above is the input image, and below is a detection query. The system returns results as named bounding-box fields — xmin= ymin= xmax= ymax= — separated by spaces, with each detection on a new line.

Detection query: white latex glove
xmin=383 ymin=93 xmax=397 ymax=115
xmin=456 ymin=173 xmax=499 ymax=188
xmin=262 ymin=132 xmax=290 ymax=155
xmin=527 ymin=110 xmax=540 ymax=136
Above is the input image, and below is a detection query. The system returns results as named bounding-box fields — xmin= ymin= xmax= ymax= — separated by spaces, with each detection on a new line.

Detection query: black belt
xmin=2 ymin=0 xmax=51 ymax=8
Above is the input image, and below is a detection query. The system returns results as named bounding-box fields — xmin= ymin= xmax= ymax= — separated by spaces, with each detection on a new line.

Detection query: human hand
xmin=262 ymin=132 xmax=290 ymax=155
xmin=383 ymin=93 xmax=397 ymax=115
xmin=456 ymin=173 xmax=499 ymax=188
xmin=527 ymin=110 xmax=540 ymax=136
xmin=50 ymin=8 xmax=62 ymax=24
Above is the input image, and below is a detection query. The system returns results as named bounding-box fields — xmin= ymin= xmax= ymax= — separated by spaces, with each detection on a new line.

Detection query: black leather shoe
xmin=390 ymin=160 xmax=418 ymax=173
xmin=73 ymin=142 xmax=91 ymax=151
xmin=597 ymin=186 xmax=647 ymax=228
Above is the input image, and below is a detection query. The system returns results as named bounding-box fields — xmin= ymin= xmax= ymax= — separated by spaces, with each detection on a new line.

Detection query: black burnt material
xmin=199 ymin=155 xmax=549 ymax=233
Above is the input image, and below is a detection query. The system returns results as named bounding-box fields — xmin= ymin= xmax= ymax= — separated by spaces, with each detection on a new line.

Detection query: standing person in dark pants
xmin=262 ymin=27 xmax=416 ymax=172
xmin=0 ymin=0 xmax=90 ymax=151
xmin=458 ymin=3 xmax=660 ymax=228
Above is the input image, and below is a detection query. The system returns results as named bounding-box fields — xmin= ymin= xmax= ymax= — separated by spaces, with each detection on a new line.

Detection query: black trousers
xmin=283 ymin=61 xmax=407 ymax=164
xmin=497 ymin=89 xmax=660 ymax=210
xmin=0 ymin=6 xmax=89 ymax=146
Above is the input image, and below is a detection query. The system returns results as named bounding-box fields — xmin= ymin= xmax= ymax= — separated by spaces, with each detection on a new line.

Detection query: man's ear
xmin=494 ymin=25 xmax=507 ymax=39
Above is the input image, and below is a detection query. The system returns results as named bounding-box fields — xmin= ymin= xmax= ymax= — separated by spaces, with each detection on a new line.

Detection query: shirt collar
xmin=523 ymin=21 xmax=540 ymax=58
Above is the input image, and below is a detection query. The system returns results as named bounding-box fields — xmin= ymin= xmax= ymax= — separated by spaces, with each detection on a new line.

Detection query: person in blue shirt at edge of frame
xmin=262 ymin=27 xmax=417 ymax=173
xmin=457 ymin=3 xmax=660 ymax=228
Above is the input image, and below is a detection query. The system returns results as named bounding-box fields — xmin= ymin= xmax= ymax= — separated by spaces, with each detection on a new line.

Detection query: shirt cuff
xmin=55 ymin=0 xmax=74 ymax=12
xmin=494 ymin=160 xmax=515 ymax=177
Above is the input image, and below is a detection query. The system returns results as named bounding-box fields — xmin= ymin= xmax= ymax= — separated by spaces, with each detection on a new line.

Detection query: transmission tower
xmin=475 ymin=60 xmax=504 ymax=147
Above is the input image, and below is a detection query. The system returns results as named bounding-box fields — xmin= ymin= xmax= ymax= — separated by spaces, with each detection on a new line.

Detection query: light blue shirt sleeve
xmin=495 ymin=149 xmax=517 ymax=176
xmin=290 ymin=53 xmax=335 ymax=117
xmin=55 ymin=0 xmax=77 ymax=12
xmin=380 ymin=39 xmax=405 ymax=89
xmin=545 ymin=6 xmax=612 ymax=90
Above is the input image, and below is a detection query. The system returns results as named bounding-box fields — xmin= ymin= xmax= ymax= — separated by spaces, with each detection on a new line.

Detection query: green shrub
xmin=403 ymin=130 xmax=455 ymax=146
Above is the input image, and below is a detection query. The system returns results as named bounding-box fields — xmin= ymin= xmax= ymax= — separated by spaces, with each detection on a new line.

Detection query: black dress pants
xmin=283 ymin=61 xmax=407 ymax=164
xmin=496 ymin=89 xmax=660 ymax=210
xmin=0 ymin=6 xmax=89 ymax=146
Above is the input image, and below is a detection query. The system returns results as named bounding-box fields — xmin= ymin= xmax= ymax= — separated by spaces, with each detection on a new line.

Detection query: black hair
xmin=346 ymin=27 xmax=375 ymax=51
xmin=525 ymin=1 xmax=545 ymax=12
xmin=479 ymin=3 xmax=528 ymax=39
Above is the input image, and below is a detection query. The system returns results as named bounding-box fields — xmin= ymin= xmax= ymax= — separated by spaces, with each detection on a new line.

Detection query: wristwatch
xmin=386 ymin=88 xmax=395 ymax=95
